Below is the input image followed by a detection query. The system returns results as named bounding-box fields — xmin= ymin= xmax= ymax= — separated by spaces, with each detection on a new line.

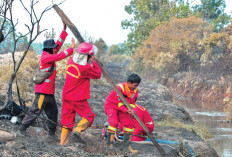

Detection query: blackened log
xmin=53 ymin=4 xmax=84 ymax=43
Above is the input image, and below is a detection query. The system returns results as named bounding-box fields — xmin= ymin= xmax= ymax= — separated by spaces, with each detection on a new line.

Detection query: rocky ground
xmin=0 ymin=61 xmax=219 ymax=157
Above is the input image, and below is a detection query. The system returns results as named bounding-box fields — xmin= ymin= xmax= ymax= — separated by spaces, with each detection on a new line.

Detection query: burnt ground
xmin=0 ymin=62 xmax=219 ymax=157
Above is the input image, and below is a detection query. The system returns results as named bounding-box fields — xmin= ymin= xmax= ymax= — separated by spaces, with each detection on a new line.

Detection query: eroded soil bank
xmin=163 ymin=71 xmax=232 ymax=120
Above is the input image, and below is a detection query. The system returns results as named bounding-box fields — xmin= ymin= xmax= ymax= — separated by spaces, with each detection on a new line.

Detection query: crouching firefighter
xmin=60 ymin=42 xmax=102 ymax=146
xmin=19 ymin=21 xmax=75 ymax=142
xmin=104 ymin=73 xmax=141 ymax=155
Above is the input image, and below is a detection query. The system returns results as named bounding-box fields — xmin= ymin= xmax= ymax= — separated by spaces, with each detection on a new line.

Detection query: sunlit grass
xmin=156 ymin=117 xmax=212 ymax=140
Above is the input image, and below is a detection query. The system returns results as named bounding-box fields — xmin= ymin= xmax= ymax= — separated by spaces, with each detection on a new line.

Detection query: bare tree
xmin=0 ymin=0 xmax=11 ymax=43
xmin=0 ymin=0 xmax=65 ymax=111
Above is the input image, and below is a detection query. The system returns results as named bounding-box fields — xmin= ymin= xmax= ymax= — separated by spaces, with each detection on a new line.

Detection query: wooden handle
xmin=53 ymin=4 xmax=85 ymax=43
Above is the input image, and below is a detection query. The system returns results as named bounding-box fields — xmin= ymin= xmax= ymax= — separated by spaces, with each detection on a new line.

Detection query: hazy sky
xmin=11 ymin=0 xmax=232 ymax=46
xmin=12 ymin=0 xmax=131 ymax=46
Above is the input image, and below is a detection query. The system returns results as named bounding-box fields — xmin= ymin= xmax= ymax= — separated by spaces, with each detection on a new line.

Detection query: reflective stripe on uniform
xmin=66 ymin=64 xmax=81 ymax=79
xmin=118 ymin=102 xmax=124 ymax=107
xmin=58 ymin=37 xmax=64 ymax=44
xmin=107 ymin=126 xmax=116 ymax=132
xmin=129 ymin=104 xmax=135 ymax=108
xmin=38 ymin=94 xmax=45 ymax=110
xmin=123 ymin=127 xmax=134 ymax=133
xmin=40 ymin=67 xmax=56 ymax=72
xmin=64 ymin=50 xmax=68 ymax=57
xmin=117 ymin=84 xmax=124 ymax=92
xmin=135 ymin=104 xmax=145 ymax=111
xmin=44 ymin=79 xmax=51 ymax=83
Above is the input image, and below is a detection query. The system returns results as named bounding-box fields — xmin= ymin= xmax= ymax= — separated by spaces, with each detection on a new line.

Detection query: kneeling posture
xmin=104 ymin=73 xmax=141 ymax=154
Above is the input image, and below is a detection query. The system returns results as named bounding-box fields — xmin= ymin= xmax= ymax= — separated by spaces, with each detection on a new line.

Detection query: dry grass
xmin=100 ymin=53 xmax=130 ymax=65
xmin=156 ymin=115 xmax=212 ymax=140
xmin=0 ymin=51 xmax=38 ymax=102
xmin=91 ymin=77 xmax=109 ymax=86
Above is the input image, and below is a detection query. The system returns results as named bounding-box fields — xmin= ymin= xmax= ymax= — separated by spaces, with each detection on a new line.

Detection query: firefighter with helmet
xmin=60 ymin=42 xmax=102 ymax=145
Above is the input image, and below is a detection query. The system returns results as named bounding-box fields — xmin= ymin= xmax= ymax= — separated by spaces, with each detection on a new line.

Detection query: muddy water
xmin=177 ymin=100 xmax=232 ymax=157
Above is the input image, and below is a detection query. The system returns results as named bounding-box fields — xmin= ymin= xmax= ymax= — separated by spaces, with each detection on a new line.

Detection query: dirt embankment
xmin=0 ymin=61 xmax=218 ymax=156
xmin=163 ymin=71 xmax=232 ymax=119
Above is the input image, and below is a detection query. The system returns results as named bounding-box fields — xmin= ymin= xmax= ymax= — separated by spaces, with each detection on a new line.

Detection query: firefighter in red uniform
xmin=19 ymin=21 xmax=75 ymax=141
xmin=118 ymin=104 xmax=155 ymax=141
xmin=60 ymin=42 xmax=102 ymax=146
xmin=104 ymin=73 xmax=141 ymax=154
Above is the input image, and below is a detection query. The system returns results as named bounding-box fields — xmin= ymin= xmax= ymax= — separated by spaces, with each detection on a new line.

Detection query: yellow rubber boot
xmin=107 ymin=132 xmax=115 ymax=148
xmin=72 ymin=118 xmax=90 ymax=144
xmin=60 ymin=128 xmax=70 ymax=146
xmin=74 ymin=118 xmax=90 ymax=133
xmin=123 ymin=133 xmax=139 ymax=154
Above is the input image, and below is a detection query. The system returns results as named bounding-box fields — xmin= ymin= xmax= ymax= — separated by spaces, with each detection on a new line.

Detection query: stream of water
xmin=177 ymin=100 xmax=232 ymax=157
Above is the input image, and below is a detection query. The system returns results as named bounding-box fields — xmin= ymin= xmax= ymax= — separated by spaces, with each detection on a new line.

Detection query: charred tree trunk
xmin=0 ymin=30 xmax=4 ymax=43
xmin=53 ymin=4 xmax=84 ymax=43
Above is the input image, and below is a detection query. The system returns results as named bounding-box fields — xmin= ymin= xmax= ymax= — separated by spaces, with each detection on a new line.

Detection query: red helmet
xmin=75 ymin=42 xmax=98 ymax=55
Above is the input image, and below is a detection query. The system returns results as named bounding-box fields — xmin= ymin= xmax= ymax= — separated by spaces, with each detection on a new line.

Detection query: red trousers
xmin=61 ymin=99 xmax=95 ymax=130
xmin=119 ymin=121 xmax=154 ymax=141
xmin=132 ymin=121 xmax=154 ymax=141
xmin=105 ymin=107 xmax=134 ymax=133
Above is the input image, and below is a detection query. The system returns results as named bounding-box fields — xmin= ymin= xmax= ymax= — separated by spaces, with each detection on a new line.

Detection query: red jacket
xmin=130 ymin=104 xmax=154 ymax=126
xmin=62 ymin=58 xmax=102 ymax=101
xmin=35 ymin=31 xmax=73 ymax=94
xmin=105 ymin=82 xmax=138 ymax=113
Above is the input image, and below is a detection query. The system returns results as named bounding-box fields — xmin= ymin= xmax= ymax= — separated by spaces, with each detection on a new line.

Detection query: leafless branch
xmin=3 ymin=19 xmax=18 ymax=40
xmin=0 ymin=0 xmax=14 ymax=43
xmin=0 ymin=0 xmax=66 ymax=111
xmin=0 ymin=0 xmax=9 ymax=30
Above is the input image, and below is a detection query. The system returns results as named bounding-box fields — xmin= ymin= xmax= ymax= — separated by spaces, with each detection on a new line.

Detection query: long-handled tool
xmin=53 ymin=4 xmax=167 ymax=156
